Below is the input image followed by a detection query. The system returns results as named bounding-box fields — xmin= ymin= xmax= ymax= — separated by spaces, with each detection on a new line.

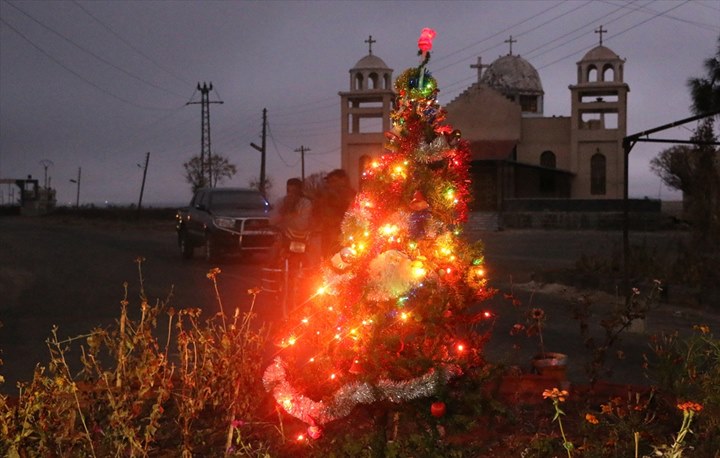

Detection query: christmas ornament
xmin=307 ymin=425 xmax=323 ymax=440
xmin=430 ymin=401 xmax=446 ymax=418
xmin=330 ymin=247 xmax=356 ymax=271
xmin=409 ymin=190 xmax=429 ymax=210
xmin=447 ymin=129 xmax=462 ymax=146
xmin=395 ymin=67 xmax=437 ymax=100
xmin=348 ymin=359 xmax=364 ymax=375
xmin=366 ymin=250 xmax=415 ymax=301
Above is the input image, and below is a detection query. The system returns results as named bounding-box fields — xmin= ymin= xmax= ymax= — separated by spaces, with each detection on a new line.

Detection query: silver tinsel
xmin=263 ymin=356 xmax=462 ymax=426
xmin=414 ymin=136 xmax=449 ymax=163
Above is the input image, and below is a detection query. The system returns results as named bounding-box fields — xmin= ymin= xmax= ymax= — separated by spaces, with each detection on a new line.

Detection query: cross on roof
xmin=505 ymin=35 xmax=517 ymax=55
xmin=470 ymin=56 xmax=489 ymax=83
xmin=365 ymin=35 xmax=376 ymax=55
xmin=595 ymin=25 xmax=607 ymax=46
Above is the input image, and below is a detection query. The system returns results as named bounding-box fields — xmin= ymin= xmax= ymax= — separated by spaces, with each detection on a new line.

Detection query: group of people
xmin=267 ymin=169 xmax=356 ymax=267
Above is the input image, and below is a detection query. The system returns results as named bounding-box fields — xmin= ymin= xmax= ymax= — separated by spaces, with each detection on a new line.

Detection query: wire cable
xmin=536 ymin=0 xmax=692 ymax=71
xmin=4 ymin=1 xmax=187 ymax=99
xmin=0 ymin=17 xmax=183 ymax=111
xmin=69 ymin=0 xmax=194 ymax=87
xmin=267 ymin=121 xmax=300 ymax=168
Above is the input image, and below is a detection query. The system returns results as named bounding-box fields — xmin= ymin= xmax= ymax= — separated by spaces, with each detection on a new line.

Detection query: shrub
xmin=0 ymin=262 xmax=271 ymax=457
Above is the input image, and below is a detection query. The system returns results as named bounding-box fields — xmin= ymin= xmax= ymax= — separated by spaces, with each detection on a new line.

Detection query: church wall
xmin=517 ymin=117 xmax=571 ymax=169
xmin=572 ymin=141 xmax=623 ymax=199
xmin=445 ymin=86 xmax=521 ymax=142
xmin=341 ymin=137 xmax=386 ymax=190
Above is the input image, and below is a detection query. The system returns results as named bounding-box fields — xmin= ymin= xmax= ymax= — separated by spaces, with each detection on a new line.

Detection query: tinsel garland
xmin=263 ymin=356 xmax=462 ymax=426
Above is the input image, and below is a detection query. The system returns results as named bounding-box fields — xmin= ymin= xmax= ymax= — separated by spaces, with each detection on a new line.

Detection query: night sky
xmin=1 ymin=0 xmax=717 ymax=206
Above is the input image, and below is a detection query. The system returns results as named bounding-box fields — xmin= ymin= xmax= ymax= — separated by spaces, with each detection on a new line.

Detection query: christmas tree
xmin=263 ymin=28 xmax=492 ymax=438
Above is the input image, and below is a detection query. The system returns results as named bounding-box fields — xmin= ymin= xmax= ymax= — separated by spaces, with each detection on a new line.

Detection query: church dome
xmin=580 ymin=45 xmax=620 ymax=62
xmin=352 ymin=54 xmax=390 ymax=70
xmin=481 ymin=54 xmax=543 ymax=94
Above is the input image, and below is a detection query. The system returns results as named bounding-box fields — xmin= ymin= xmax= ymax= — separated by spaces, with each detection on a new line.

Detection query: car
xmin=176 ymin=188 xmax=276 ymax=261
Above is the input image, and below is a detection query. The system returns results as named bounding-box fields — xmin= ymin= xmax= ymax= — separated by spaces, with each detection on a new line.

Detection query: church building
xmin=339 ymin=31 xmax=629 ymax=212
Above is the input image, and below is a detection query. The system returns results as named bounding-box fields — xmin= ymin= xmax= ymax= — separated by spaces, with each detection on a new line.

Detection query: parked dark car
xmin=176 ymin=188 xmax=276 ymax=261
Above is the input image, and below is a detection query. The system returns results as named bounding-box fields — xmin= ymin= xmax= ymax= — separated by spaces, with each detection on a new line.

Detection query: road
xmin=0 ymin=216 xmax=283 ymax=393
xmin=1 ymin=216 xmax=716 ymax=394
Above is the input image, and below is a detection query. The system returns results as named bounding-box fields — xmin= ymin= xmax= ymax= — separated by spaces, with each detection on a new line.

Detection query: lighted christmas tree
xmin=263 ymin=28 xmax=492 ymax=438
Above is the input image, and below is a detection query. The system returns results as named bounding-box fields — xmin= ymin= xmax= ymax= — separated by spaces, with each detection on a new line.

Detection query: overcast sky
xmin=1 ymin=0 xmax=718 ymax=206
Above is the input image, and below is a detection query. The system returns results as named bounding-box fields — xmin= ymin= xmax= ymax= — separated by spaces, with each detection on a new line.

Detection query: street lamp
xmin=69 ymin=167 xmax=81 ymax=208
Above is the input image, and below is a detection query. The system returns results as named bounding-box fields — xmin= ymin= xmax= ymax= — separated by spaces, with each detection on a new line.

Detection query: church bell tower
xmin=339 ymin=36 xmax=394 ymax=190
xmin=569 ymin=26 xmax=629 ymax=199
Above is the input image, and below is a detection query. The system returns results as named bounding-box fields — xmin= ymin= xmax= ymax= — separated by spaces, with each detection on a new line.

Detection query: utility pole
xmin=250 ymin=108 xmax=268 ymax=196
xmin=187 ymin=82 xmax=223 ymax=188
xmin=39 ymin=159 xmax=54 ymax=189
xmin=69 ymin=167 xmax=81 ymax=208
xmin=294 ymin=145 xmax=310 ymax=182
xmin=137 ymin=152 xmax=150 ymax=212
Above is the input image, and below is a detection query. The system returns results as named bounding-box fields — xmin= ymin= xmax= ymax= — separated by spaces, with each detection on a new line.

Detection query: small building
xmin=0 ymin=176 xmax=56 ymax=215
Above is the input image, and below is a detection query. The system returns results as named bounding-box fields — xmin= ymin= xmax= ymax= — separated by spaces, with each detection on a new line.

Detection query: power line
xmin=0 ymin=17 xmax=183 ymax=111
xmin=438 ymin=0 xmax=699 ymax=102
xmin=522 ymin=1 xmax=634 ymax=59
xmin=600 ymin=0 xmax=719 ymax=31
xmin=431 ymin=0 xmax=572 ymax=67
xmin=70 ymin=0 xmax=194 ymax=87
xmin=270 ymin=114 xmax=339 ymax=127
xmin=271 ymin=100 xmax=338 ymax=118
xmin=4 ymin=1 xmax=187 ymax=99
xmin=536 ymin=0 xmax=692 ymax=71
xmin=270 ymin=94 xmax=338 ymax=115
xmin=267 ymin=121 xmax=300 ymax=168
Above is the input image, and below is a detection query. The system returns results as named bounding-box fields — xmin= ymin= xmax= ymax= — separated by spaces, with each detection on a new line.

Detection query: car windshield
xmin=210 ymin=191 xmax=267 ymax=210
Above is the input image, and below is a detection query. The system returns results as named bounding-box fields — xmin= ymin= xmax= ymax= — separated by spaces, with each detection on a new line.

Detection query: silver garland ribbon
xmin=263 ymin=356 xmax=462 ymax=426
xmin=414 ymin=136 xmax=449 ymax=163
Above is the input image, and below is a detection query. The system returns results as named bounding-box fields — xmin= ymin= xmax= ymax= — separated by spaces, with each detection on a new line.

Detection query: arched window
xmin=602 ymin=64 xmax=615 ymax=82
xmin=540 ymin=151 xmax=556 ymax=194
xmin=587 ymin=65 xmax=598 ymax=82
xmin=368 ymin=72 xmax=379 ymax=89
xmin=540 ymin=151 xmax=556 ymax=168
xmin=384 ymin=73 xmax=392 ymax=90
xmin=591 ymin=152 xmax=606 ymax=195
xmin=354 ymin=74 xmax=364 ymax=91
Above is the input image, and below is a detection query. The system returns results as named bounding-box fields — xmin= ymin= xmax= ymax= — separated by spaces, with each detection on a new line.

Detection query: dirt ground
xmin=470 ymin=227 xmax=720 ymax=387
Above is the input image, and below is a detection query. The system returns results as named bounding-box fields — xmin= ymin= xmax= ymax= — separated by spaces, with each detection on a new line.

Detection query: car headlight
xmin=214 ymin=217 xmax=235 ymax=229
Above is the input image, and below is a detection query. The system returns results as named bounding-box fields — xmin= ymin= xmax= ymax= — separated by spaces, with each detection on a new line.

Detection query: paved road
xmin=1 ymin=216 xmax=717 ymax=394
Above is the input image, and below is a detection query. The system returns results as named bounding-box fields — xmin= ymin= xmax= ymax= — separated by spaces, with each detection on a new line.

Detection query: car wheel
xmin=179 ymin=231 xmax=194 ymax=259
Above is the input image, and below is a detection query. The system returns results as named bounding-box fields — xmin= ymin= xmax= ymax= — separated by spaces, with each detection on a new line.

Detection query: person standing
xmin=318 ymin=169 xmax=356 ymax=258
xmin=268 ymin=178 xmax=312 ymax=266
